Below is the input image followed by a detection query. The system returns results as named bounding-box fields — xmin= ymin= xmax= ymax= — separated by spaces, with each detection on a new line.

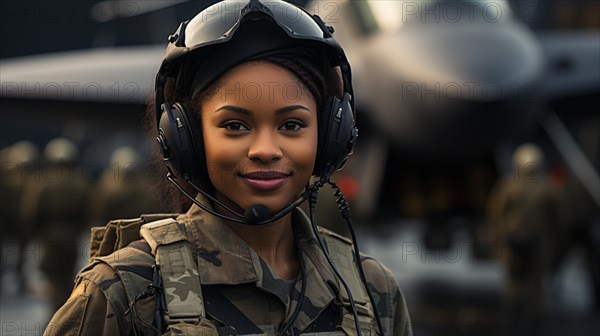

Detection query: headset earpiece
xmin=314 ymin=92 xmax=358 ymax=178
xmin=157 ymin=102 xmax=207 ymax=183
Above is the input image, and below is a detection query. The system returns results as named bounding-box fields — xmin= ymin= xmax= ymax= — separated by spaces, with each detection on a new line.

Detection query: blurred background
xmin=1 ymin=1 xmax=598 ymax=335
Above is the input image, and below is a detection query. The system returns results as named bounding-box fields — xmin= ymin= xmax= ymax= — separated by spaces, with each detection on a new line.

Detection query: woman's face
xmin=200 ymin=61 xmax=318 ymax=215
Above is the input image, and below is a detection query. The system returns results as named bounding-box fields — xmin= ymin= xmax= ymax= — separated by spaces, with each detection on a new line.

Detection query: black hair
xmin=144 ymin=55 xmax=342 ymax=213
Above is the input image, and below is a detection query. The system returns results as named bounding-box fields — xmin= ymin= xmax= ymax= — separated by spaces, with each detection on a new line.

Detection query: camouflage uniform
xmin=44 ymin=196 xmax=412 ymax=335
xmin=21 ymin=138 xmax=91 ymax=310
xmin=486 ymin=144 xmax=564 ymax=335
xmin=89 ymin=147 xmax=164 ymax=224
xmin=0 ymin=141 xmax=39 ymax=293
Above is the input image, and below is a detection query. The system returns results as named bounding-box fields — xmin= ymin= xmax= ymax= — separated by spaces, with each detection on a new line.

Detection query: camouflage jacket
xmin=44 ymin=198 xmax=412 ymax=335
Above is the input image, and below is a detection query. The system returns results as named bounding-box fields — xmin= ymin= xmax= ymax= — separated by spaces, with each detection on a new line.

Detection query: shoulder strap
xmin=139 ymin=218 xmax=207 ymax=326
xmin=319 ymin=227 xmax=375 ymax=334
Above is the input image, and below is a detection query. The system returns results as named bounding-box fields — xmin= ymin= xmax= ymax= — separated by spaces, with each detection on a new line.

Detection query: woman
xmin=44 ymin=1 xmax=411 ymax=335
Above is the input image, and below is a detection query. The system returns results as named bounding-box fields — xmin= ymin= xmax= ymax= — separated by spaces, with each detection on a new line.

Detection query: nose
xmin=247 ymin=129 xmax=282 ymax=163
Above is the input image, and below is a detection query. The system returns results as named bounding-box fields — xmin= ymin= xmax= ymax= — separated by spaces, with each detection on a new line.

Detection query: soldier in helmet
xmin=89 ymin=146 xmax=164 ymax=224
xmin=45 ymin=1 xmax=411 ymax=335
xmin=20 ymin=137 xmax=91 ymax=310
xmin=0 ymin=141 xmax=40 ymax=293
xmin=487 ymin=143 xmax=565 ymax=335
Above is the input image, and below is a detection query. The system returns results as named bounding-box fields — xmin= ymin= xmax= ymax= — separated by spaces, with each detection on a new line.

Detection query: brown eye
xmin=221 ymin=121 xmax=250 ymax=132
xmin=279 ymin=120 xmax=305 ymax=132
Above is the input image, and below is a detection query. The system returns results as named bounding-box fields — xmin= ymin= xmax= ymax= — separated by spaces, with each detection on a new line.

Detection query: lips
xmin=242 ymin=171 xmax=289 ymax=191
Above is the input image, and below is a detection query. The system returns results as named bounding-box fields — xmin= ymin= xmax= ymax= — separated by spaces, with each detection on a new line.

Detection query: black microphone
xmin=244 ymin=199 xmax=305 ymax=224
xmin=167 ymin=174 xmax=308 ymax=225
xmin=244 ymin=204 xmax=270 ymax=224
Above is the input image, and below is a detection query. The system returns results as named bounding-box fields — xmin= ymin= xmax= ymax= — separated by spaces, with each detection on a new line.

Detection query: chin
xmin=241 ymin=194 xmax=297 ymax=214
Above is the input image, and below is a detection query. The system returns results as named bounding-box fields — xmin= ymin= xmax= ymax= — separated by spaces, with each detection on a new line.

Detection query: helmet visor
xmin=181 ymin=0 xmax=327 ymax=48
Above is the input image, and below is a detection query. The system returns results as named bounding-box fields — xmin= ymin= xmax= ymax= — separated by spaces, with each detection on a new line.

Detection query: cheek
xmin=290 ymin=129 xmax=318 ymax=178
xmin=204 ymin=144 xmax=235 ymax=180
xmin=201 ymin=119 xmax=238 ymax=183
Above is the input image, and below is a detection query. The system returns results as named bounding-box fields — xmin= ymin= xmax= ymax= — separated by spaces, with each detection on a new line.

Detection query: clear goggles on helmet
xmin=155 ymin=0 xmax=353 ymax=122
xmin=167 ymin=0 xmax=334 ymax=55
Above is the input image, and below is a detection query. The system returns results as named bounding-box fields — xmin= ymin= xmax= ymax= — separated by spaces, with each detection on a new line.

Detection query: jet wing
xmin=1 ymin=45 xmax=163 ymax=103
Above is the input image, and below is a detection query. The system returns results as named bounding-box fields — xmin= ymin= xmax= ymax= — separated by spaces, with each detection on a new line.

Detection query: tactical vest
xmin=83 ymin=214 xmax=376 ymax=335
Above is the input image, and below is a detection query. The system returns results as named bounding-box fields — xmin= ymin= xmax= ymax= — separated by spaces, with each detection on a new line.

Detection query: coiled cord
xmin=307 ymin=178 xmax=363 ymax=335
xmin=328 ymin=181 xmax=385 ymax=335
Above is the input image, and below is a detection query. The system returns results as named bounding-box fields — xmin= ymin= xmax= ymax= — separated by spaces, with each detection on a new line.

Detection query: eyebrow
xmin=215 ymin=105 xmax=310 ymax=115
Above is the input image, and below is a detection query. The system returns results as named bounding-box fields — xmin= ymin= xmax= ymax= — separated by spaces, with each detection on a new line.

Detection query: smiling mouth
xmin=243 ymin=171 xmax=289 ymax=179
xmin=241 ymin=171 xmax=290 ymax=191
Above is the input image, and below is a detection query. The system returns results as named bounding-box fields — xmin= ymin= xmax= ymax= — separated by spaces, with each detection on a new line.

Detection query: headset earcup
xmin=314 ymin=93 xmax=357 ymax=178
xmin=157 ymin=103 xmax=207 ymax=183
xmin=314 ymin=96 xmax=335 ymax=176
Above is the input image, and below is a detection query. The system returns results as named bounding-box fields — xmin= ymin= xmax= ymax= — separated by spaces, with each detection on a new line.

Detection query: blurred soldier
xmin=0 ymin=141 xmax=39 ymax=293
xmin=20 ymin=137 xmax=91 ymax=310
xmin=487 ymin=143 xmax=565 ymax=335
xmin=89 ymin=146 xmax=163 ymax=224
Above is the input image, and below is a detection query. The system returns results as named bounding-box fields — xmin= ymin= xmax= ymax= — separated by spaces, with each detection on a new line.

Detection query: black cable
xmin=168 ymin=174 xmax=250 ymax=224
xmin=279 ymin=246 xmax=307 ymax=335
xmin=185 ymin=177 xmax=245 ymax=219
xmin=307 ymin=178 xmax=363 ymax=336
xmin=125 ymin=281 xmax=163 ymax=336
xmin=152 ymin=265 xmax=166 ymax=333
xmin=329 ymin=181 xmax=385 ymax=336
xmin=167 ymin=174 xmax=308 ymax=225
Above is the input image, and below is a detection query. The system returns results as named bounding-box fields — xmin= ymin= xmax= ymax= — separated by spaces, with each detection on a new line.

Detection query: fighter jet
xmin=308 ymin=0 xmax=600 ymax=220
